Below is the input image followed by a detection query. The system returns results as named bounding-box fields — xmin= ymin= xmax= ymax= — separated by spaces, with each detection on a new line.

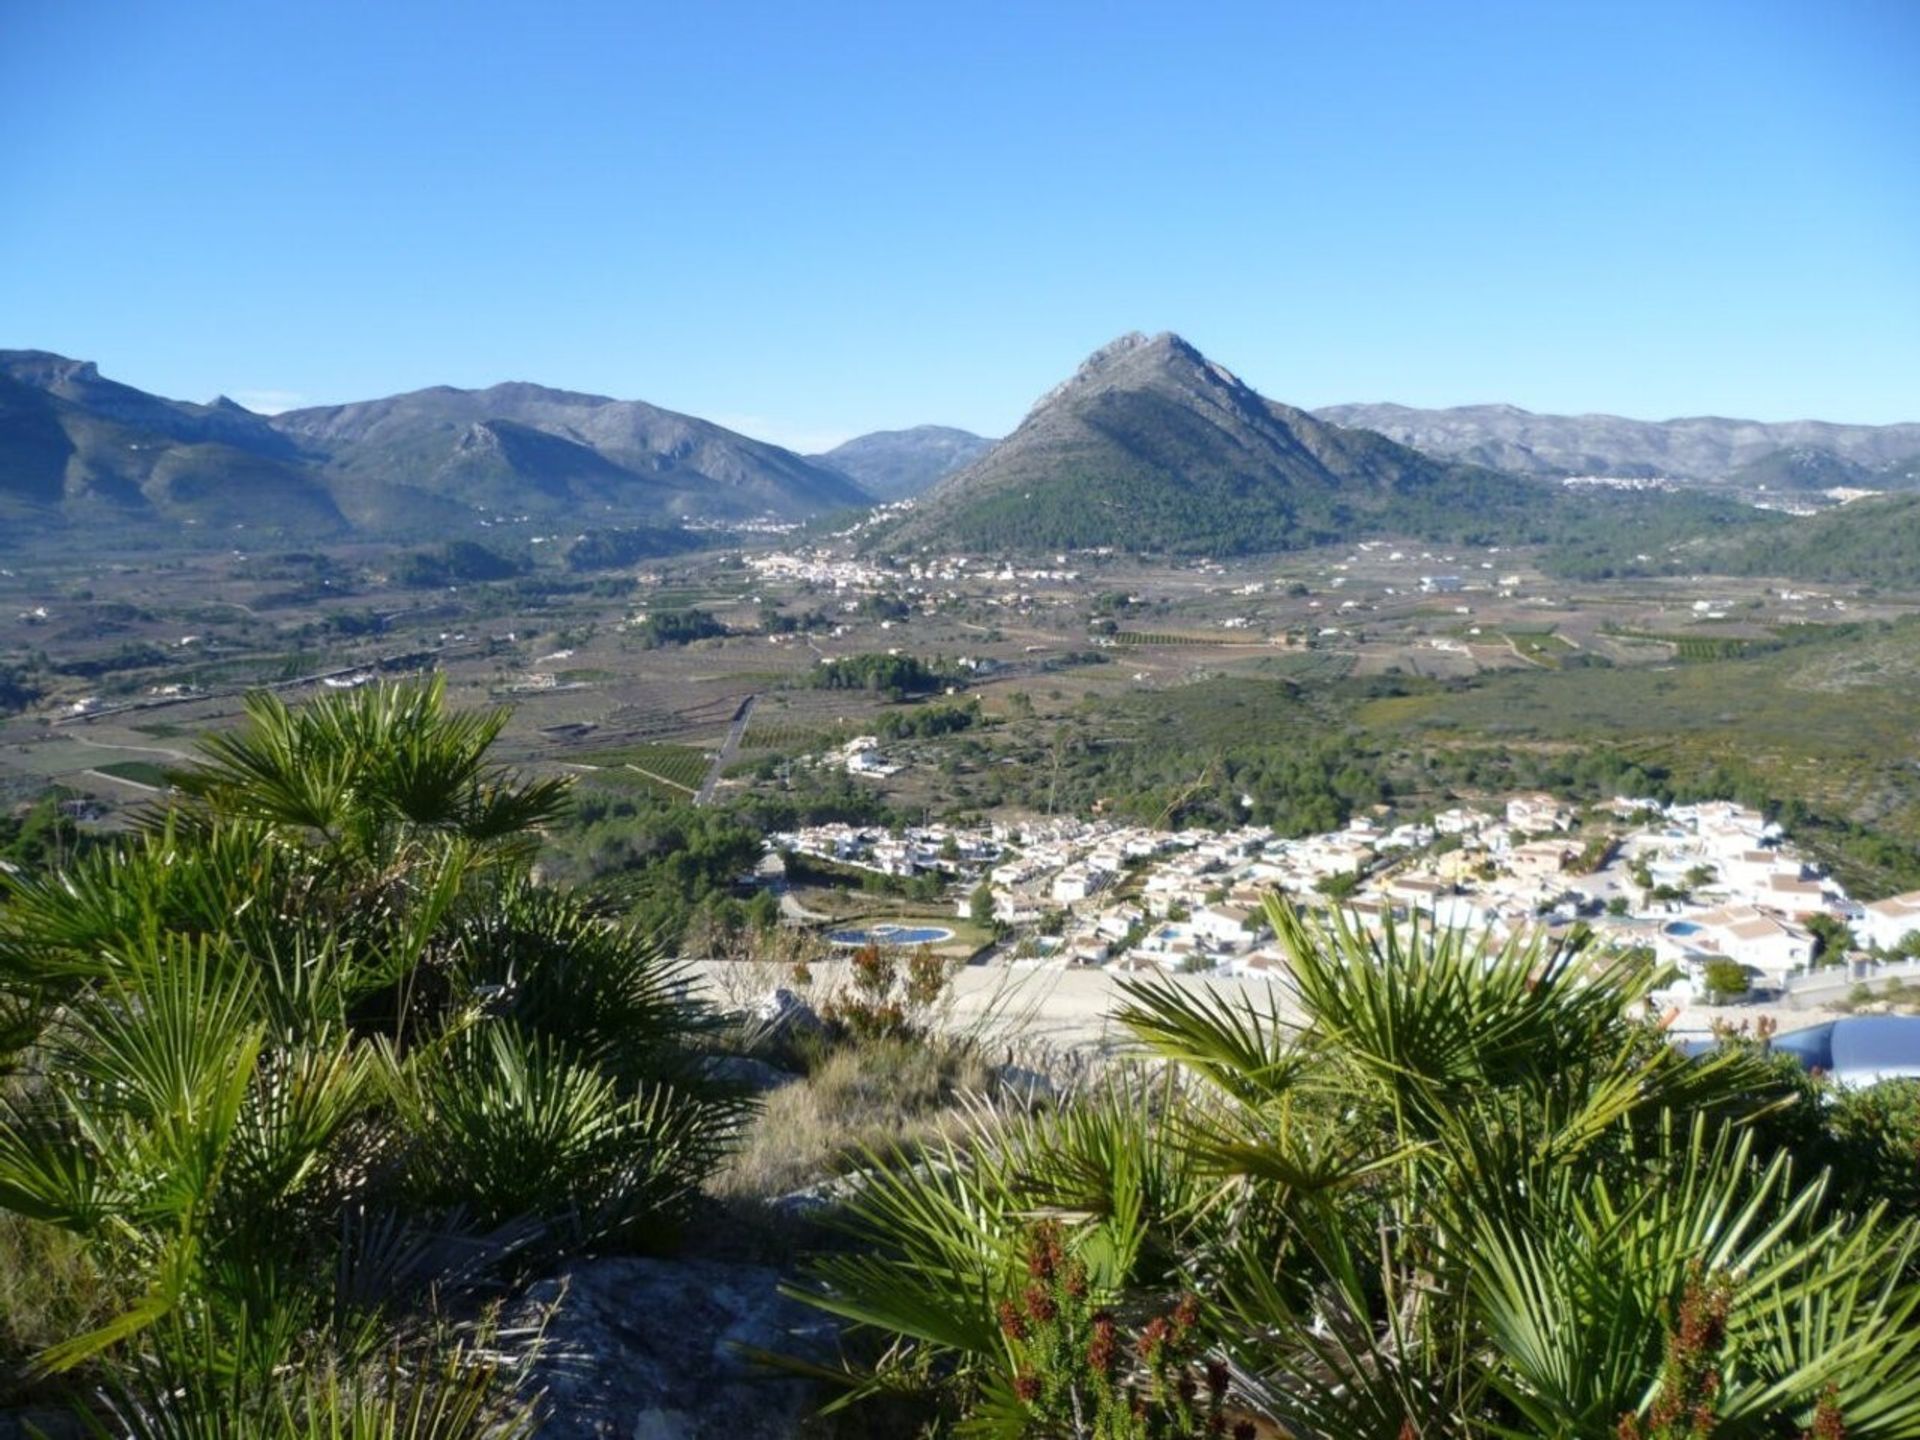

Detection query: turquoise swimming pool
xmin=828 ymin=923 xmax=956 ymax=947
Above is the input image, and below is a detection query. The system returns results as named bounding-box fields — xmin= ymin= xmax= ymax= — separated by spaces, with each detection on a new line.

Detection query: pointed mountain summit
xmin=881 ymin=332 xmax=1551 ymax=555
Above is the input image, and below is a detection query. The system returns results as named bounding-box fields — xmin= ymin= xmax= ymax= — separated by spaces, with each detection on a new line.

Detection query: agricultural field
xmin=1489 ymin=626 xmax=1578 ymax=665
xmin=566 ymin=743 xmax=713 ymax=800
xmin=1112 ymin=630 xmax=1244 ymax=647
xmin=6 ymin=535 xmax=1920 ymax=896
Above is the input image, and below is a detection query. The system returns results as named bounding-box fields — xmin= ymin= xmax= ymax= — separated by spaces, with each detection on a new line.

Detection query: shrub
xmin=0 ymin=680 xmax=735 ymax=1411
xmin=818 ymin=943 xmax=956 ymax=1044
xmin=791 ymin=903 xmax=1920 ymax=1436
xmin=1702 ymin=958 xmax=1750 ymax=1000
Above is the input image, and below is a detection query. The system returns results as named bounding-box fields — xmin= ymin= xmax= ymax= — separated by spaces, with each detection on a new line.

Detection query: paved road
xmin=695 ymin=693 xmax=756 ymax=806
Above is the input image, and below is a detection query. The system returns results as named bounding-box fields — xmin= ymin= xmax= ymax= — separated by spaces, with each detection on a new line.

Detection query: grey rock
xmin=752 ymin=987 xmax=822 ymax=1043
xmin=518 ymin=1257 xmax=838 ymax=1440
xmin=702 ymin=1053 xmax=802 ymax=1094
xmin=991 ymin=1063 xmax=1058 ymax=1109
xmin=0 ymin=348 xmax=874 ymax=553
xmin=769 ymin=1172 xmax=865 ymax=1219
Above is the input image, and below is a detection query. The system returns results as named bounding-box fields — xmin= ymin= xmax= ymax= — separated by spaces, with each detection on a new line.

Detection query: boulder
xmin=701 ymin=1053 xmax=803 ymax=1094
xmin=518 ymin=1257 xmax=838 ymax=1439
xmin=991 ymin=1063 xmax=1059 ymax=1109
xmin=752 ymin=987 xmax=823 ymax=1043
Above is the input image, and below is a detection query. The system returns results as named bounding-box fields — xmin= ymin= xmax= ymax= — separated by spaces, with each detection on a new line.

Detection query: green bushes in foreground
xmin=794 ymin=904 xmax=1920 ymax=1437
xmin=0 ymin=678 xmax=742 ymax=1431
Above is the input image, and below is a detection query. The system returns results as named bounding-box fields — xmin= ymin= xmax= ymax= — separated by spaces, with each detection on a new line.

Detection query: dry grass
xmin=712 ymin=1036 xmax=993 ymax=1204
xmin=0 ymin=1213 xmax=119 ymax=1401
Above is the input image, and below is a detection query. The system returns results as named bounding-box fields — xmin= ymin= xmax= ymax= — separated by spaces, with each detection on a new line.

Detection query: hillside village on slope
xmin=771 ymin=795 xmax=1920 ymax=1002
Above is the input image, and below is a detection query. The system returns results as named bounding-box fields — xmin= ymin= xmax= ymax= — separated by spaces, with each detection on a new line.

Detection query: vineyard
xmin=568 ymin=742 xmax=711 ymax=799
xmin=741 ymin=720 xmax=834 ymax=752
xmin=641 ymin=586 xmax=748 ymax=609
xmin=1612 ymin=630 xmax=1758 ymax=661
xmin=1254 ymin=650 xmax=1358 ymax=683
xmin=1113 ymin=630 xmax=1242 ymax=647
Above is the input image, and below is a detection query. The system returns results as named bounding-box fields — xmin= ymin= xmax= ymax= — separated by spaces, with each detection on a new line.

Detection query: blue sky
xmin=2 ymin=0 xmax=1915 ymax=448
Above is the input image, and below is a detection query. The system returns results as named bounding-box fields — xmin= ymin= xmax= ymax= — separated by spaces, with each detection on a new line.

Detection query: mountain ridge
xmin=1312 ymin=400 xmax=1920 ymax=485
xmin=0 ymin=353 xmax=870 ymax=547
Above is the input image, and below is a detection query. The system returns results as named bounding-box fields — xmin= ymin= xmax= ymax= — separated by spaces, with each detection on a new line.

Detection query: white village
xmin=770 ymin=793 xmax=1920 ymax=1004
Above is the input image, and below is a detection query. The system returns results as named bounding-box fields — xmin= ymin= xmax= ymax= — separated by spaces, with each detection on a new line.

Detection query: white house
xmin=1506 ymin=793 xmax=1571 ymax=833
xmin=1192 ymin=903 xmax=1263 ymax=949
xmin=1860 ymin=891 xmax=1920 ymax=952
xmin=1691 ymin=905 xmax=1817 ymax=984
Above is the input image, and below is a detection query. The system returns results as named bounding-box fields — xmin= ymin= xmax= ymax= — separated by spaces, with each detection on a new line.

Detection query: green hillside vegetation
xmin=893 ymin=382 xmax=1563 ymax=557
xmin=564 ymin=524 xmax=707 ymax=571
xmin=1534 ymin=489 xmax=1783 ymax=580
xmin=394 ymin=539 xmax=529 ymax=587
xmin=1724 ymin=446 xmax=1878 ymax=491
xmin=808 ymin=652 xmax=955 ymax=698
xmin=1356 ymin=616 xmax=1920 ymax=890
xmin=1700 ymin=493 xmax=1920 ymax=589
xmin=876 ymin=697 xmax=981 ymax=739
xmin=633 ymin=607 xmax=727 ymax=647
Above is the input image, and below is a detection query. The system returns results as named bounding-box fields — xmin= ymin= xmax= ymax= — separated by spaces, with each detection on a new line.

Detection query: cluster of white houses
xmin=768 ymin=797 xmax=1920 ymax=997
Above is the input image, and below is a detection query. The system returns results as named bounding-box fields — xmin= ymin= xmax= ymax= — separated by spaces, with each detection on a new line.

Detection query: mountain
xmin=0 ymin=352 xmax=347 ymax=540
xmin=812 ymin=425 xmax=994 ymax=501
xmin=1722 ymin=447 xmax=1880 ymax=493
xmin=270 ymin=381 xmax=871 ymax=522
xmin=876 ymin=332 xmax=1561 ymax=556
xmin=1311 ymin=401 xmax=1920 ymax=486
xmin=0 ymin=353 xmax=872 ymax=549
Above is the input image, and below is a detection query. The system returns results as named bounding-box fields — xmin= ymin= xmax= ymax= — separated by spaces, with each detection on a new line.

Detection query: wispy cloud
xmin=227 ymin=388 xmax=307 ymax=415
xmin=708 ymin=413 xmax=856 ymax=455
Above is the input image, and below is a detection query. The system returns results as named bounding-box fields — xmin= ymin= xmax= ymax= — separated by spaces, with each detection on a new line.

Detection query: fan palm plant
xmin=793 ymin=898 xmax=1920 ymax=1437
xmin=0 ymin=679 xmax=737 ymax=1425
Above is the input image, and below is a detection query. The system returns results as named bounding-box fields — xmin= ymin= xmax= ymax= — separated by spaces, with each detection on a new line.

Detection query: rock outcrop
xmin=518 ymin=1257 xmax=838 ymax=1439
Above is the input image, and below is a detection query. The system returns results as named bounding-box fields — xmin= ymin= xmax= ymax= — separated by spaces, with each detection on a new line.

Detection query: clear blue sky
xmin=2 ymin=0 xmax=1915 ymax=448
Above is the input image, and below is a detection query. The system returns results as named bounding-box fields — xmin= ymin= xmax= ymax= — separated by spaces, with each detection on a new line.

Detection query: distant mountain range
xmin=1312 ymin=401 xmax=1920 ymax=488
xmin=0 ymin=351 xmax=872 ymax=548
xmin=876 ymin=332 xmax=1561 ymax=555
xmin=811 ymin=425 xmax=993 ymax=501
xmin=6 ymin=341 xmax=1918 ymax=559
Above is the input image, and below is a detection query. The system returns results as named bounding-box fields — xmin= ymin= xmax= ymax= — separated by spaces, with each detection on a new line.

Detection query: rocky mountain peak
xmin=0 ymin=350 xmax=103 ymax=391
xmin=1029 ymin=330 xmax=1238 ymax=418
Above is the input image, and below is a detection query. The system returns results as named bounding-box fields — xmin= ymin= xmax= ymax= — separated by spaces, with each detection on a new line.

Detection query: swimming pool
xmin=828 ymin=923 xmax=956 ymax=947
xmin=1665 ymin=920 xmax=1703 ymax=937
